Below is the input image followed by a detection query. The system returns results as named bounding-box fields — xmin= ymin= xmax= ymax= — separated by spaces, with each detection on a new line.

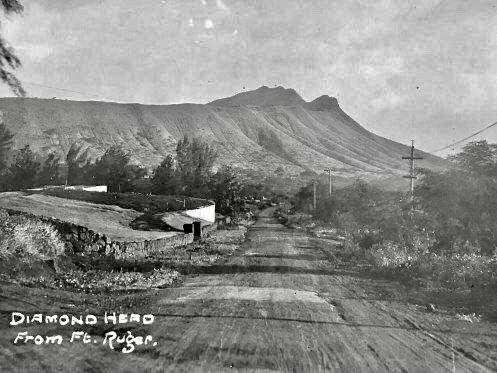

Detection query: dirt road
xmin=2 ymin=209 xmax=497 ymax=372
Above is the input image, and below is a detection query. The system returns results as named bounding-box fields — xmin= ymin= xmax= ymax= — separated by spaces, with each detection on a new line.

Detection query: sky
xmin=1 ymin=0 xmax=497 ymax=155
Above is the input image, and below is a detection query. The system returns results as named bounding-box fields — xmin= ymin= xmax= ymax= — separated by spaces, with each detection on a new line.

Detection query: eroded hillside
xmin=0 ymin=86 xmax=446 ymax=177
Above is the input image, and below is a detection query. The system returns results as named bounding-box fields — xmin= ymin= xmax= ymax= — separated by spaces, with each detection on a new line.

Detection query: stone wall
xmin=113 ymin=233 xmax=194 ymax=260
xmin=5 ymin=209 xmax=118 ymax=258
xmin=4 ymin=209 xmax=196 ymax=262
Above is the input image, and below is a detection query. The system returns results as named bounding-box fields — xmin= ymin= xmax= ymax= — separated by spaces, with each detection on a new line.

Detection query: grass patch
xmin=366 ymin=241 xmax=497 ymax=289
xmin=55 ymin=267 xmax=182 ymax=292
xmin=27 ymin=189 xmax=211 ymax=213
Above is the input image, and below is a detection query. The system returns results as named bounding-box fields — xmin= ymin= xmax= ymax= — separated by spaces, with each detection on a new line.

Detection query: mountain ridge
xmin=209 ymin=85 xmax=342 ymax=112
xmin=0 ymin=86 xmax=447 ymax=179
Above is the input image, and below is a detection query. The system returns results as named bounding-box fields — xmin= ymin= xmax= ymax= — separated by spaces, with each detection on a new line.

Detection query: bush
xmin=0 ymin=211 xmax=67 ymax=285
xmin=367 ymin=241 xmax=413 ymax=268
xmin=367 ymin=240 xmax=496 ymax=288
xmin=289 ymin=142 xmax=497 ymax=294
xmin=0 ymin=212 xmax=66 ymax=261
xmin=57 ymin=267 xmax=181 ymax=291
xmin=422 ymin=254 xmax=493 ymax=287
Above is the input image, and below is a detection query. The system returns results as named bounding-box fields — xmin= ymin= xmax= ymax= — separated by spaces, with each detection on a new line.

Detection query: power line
xmin=22 ymin=81 xmax=134 ymax=103
xmin=432 ymin=119 xmax=497 ymax=153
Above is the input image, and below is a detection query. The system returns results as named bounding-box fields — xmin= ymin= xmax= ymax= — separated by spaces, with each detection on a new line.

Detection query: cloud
xmin=197 ymin=32 xmax=214 ymax=40
xmin=4 ymin=0 xmax=497 ymax=150
xmin=371 ymin=91 xmax=406 ymax=110
xmin=17 ymin=43 xmax=53 ymax=62
xmin=204 ymin=19 xmax=214 ymax=29
xmin=216 ymin=0 xmax=230 ymax=13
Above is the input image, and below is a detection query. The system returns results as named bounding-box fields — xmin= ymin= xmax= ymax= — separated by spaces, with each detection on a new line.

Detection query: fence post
xmin=193 ymin=221 xmax=202 ymax=239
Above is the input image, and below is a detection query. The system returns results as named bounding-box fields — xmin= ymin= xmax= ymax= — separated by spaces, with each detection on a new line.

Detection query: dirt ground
xmin=1 ymin=209 xmax=497 ymax=372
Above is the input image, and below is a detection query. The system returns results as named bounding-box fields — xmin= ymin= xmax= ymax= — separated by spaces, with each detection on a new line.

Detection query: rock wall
xmin=113 ymin=233 xmax=194 ymax=260
xmin=4 ymin=209 xmax=195 ymax=262
xmin=5 ymin=209 xmax=118 ymax=258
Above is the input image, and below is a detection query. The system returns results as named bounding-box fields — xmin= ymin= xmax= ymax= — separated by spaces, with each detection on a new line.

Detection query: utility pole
xmin=402 ymin=139 xmax=423 ymax=209
xmin=452 ymin=127 xmax=455 ymax=156
xmin=313 ymin=180 xmax=317 ymax=210
xmin=323 ymin=169 xmax=332 ymax=196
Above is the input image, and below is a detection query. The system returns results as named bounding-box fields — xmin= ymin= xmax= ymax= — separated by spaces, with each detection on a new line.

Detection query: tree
xmin=0 ymin=122 xmax=13 ymax=169
xmin=341 ymin=179 xmax=380 ymax=226
xmin=66 ymin=143 xmax=91 ymax=185
xmin=65 ymin=143 xmax=146 ymax=191
xmin=416 ymin=167 xmax=497 ymax=255
xmin=123 ymin=163 xmax=147 ymax=192
xmin=208 ymin=166 xmax=244 ymax=215
xmin=151 ymin=154 xmax=179 ymax=195
xmin=0 ymin=0 xmax=25 ymax=96
xmin=293 ymin=182 xmax=315 ymax=212
xmin=9 ymin=145 xmax=39 ymax=189
xmin=176 ymin=136 xmax=217 ymax=195
xmin=152 ymin=136 xmax=218 ymax=197
xmin=37 ymin=152 xmax=61 ymax=186
xmin=93 ymin=145 xmax=130 ymax=192
xmin=448 ymin=140 xmax=497 ymax=178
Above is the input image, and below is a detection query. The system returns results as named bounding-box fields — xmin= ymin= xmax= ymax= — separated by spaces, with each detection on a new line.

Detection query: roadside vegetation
xmin=279 ymin=140 xmax=497 ymax=315
xmin=0 ymin=207 xmax=248 ymax=292
xmin=0 ymin=210 xmax=66 ymax=280
xmin=1 ymin=127 xmax=261 ymax=292
xmin=0 ymin=122 xmax=268 ymax=220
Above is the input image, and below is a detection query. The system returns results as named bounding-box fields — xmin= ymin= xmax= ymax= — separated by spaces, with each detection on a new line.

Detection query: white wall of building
xmin=28 ymin=185 xmax=107 ymax=193
xmin=64 ymin=185 xmax=107 ymax=192
xmin=184 ymin=203 xmax=215 ymax=223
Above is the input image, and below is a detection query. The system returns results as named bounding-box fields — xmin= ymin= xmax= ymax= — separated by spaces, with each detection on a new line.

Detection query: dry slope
xmin=0 ymin=86 xmax=446 ymax=177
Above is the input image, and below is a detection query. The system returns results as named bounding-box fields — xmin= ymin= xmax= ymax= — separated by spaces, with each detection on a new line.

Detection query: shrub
xmin=366 ymin=240 xmax=496 ymax=288
xmin=0 ymin=211 xmax=67 ymax=285
xmin=57 ymin=267 xmax=181 ymax=291
xmin=336 ymin=212 xmax=359 ymax=234
xmin=0 ymin=212 xmax=65 ymax=261
xmin=336 ymin=237 xmax=365 ymax=263
xmin=416 ymin=253 xmax=494 ymax=287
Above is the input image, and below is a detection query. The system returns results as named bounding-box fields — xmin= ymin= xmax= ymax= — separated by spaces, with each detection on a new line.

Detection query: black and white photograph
xmin=1 ymin=0 xmax=497 ymax=372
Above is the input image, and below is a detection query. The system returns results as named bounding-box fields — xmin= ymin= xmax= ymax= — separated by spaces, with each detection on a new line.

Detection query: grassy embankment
xmin=25 ymin=188 xmax=215 ymax=232
xmin=27 ymin=189 xmax=210 ymax=212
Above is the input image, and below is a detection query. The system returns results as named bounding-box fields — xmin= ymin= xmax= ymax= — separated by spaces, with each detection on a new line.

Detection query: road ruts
xmin=146 ymin=209 xmax=492 ymax=372
xmin=1 ymin=209 xmax=494 ymax=372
